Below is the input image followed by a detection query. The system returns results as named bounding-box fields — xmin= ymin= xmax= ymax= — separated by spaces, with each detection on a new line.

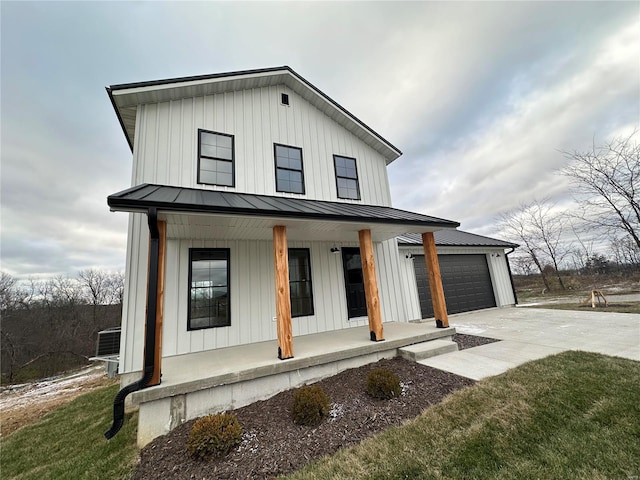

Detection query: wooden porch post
xmin=358 ymin=229 xmax=384 ymax=341
xmin=149 ymin=220 xmax=166 ymax=386
xmin=273 ymin=225 xmax=294 ymax=359
xmin=421 ymin=232 xmax=449 ymax=328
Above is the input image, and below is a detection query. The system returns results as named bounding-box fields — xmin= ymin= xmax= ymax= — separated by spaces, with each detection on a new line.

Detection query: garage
xmin=397 ymin=230 xmax=518 ymax=321
xmin=413 ymin=254 xmax=497 ymax=318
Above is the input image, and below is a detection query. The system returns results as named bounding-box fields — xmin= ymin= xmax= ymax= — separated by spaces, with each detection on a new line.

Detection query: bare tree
xmin=0 ymin=271 xmax=17 ymax=312
xmin=500 ymin=202 xmax=552 ymax=292
xmin=527 ymin=201 xmax=571 ymax=289
xmin=561 ymin=131 xmax=640 ymax=250
xmin=78 ymin=269 xmax=110 ymax=306
xmin=106 ymin=272 xmax=125 ymax=306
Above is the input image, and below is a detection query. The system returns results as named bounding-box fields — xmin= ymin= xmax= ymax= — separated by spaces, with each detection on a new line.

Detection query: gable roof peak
xmin=107 ymin=66 xmax=402 ymax=162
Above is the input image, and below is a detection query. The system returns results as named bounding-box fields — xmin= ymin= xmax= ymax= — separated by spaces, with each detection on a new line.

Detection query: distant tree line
xmin=501 ymin=132 xmax=640 ymax=291
xmin=0 ymin=269 xmax=124 ymax=384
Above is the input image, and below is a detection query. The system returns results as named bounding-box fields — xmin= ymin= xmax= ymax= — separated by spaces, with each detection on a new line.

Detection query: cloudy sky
xmin=1 ymin=1 xmax=638 ymax=279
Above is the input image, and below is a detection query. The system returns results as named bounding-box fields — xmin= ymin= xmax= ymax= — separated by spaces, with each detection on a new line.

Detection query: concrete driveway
xmin=419 ymin=306 xmax=640 ymax=380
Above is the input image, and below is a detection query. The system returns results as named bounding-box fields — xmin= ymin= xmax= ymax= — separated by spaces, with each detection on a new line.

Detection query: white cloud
xmin=1 ymin=1 xmax=638 ymax=277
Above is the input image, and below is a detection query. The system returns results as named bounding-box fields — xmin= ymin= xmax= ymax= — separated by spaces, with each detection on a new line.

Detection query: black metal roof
xmin=397 ymin=231 xmax=518 ymax=248
xmin=108 ymin=184 xmax=460 ymax=229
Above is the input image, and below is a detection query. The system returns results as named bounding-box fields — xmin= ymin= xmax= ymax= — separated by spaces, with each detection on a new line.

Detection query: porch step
xmin=398 ymin=339 xmax=458 ymax=362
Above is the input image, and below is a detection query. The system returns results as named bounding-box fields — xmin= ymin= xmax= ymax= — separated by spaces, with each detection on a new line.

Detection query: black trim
xmin=274 ymin=143 xmax=306 ymax=195
xmin=106 ymin=87 xmax=133 ymax=152
xmin=108 ymin=184 xmax=460 ymax=229
xmin=333 ymin=154 xmax=361 ymax=200
xmin=187 ymin=248 xmax=231 ymax=330
xmin=197 ymin=129 xmax=235 ymax=187
xmin=109 ymin=66 xmax=291 ymax=91
xmin=288 ymin=248 xmax=314 ymax=318
xmin=107 ymin=66 xmax=402 ymax=159
xmin=105 ymin=208 xmax=160 ymax=439
xmin=505 ymin=247 xmax=519 ymax=305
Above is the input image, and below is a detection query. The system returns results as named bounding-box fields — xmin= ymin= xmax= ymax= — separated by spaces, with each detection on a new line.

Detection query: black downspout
xmin=505 ymin=247 xmax=518 ymax=305
xmin=105 ymin=208 xmax=160 ymax=439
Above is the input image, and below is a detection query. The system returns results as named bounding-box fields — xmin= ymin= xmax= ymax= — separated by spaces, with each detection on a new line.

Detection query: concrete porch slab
xmin=131 ymin=321 xmax=455 ymax=405
xmin=130 ymin=321 xmax=455 ymax=446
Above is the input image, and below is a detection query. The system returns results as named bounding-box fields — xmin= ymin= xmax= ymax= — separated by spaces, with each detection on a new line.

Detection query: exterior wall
xmin=131 ymin=85 xmax=392 ymax=205
xmin=398 ymin=246 xmax=516 ymax=321
xmin=120 ymin=229 xmax=407 ymax=374
xmin=118 ymin=83 xmax=401 ymax=374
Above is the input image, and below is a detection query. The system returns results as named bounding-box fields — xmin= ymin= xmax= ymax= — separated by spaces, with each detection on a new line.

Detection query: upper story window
xmin=334 ymin=155 xmax=361 ymax=200
xmin=274 ymin=144 xmax=305 ymax=194
xmin=188 ymin=248 xmax=230 ymax=330
xmin=198 ymin=129 xmax=235 ymax=187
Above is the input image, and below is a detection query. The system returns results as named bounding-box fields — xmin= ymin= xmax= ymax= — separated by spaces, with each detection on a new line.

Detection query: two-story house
xmin=103 ymin=67 xmax=516 ymax=446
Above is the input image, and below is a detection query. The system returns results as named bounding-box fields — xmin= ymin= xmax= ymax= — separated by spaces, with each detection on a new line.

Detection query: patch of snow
xmin=329 ymin=403 xmax=344 ymax=421
xmin=400 ymin=381 xmax=411 ymax=396
xmin=239 ymin=431 xmax=259 ymax=454
xmin=451 ymin=324 xmax=486 ymax=335
xmin=0 ymin=365 xmax=105 ymax=412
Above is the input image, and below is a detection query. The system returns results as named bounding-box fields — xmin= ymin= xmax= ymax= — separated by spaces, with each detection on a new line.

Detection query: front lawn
xmin=283 ymin=351 xmax=640 ymax=479
xmin=1 ymin=384 xmax=138 ymax=480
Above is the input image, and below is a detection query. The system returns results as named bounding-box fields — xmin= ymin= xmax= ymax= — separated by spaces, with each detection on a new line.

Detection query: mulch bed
xmin=133 ymin=334 xmax=496 ymax=480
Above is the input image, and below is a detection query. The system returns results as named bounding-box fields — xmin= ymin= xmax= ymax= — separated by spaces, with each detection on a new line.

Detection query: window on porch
xmin=188 ymin=248 xmax=230 ymax=330
xmin=289 ymin=248 xmax=314 ymax=317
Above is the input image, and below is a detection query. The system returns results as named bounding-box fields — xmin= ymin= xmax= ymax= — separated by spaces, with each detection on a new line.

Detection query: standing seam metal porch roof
xmin=108 ymin=184 xmax=460 ymax=229
xmin=398 ymin=231 xmax=518 ymax=248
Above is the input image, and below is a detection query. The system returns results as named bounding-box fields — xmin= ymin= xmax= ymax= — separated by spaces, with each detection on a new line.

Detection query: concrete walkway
xmin=419 ymin=307 xmax=640 ymax=380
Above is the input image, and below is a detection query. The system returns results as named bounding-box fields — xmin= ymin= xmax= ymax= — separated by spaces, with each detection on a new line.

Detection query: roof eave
xmin=107 ymin=197 xmax=459 ymax=230
xmin=107 ymin=66 xmax=401 ymax=162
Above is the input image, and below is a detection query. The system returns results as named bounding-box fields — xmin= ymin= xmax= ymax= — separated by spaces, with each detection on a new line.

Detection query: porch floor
xmin=131 ymin=321 xmax=454 ymax=404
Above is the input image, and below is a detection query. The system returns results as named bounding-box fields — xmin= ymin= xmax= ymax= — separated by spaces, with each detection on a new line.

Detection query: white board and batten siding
xmin=131 ymin=85 xmax=392 ymax=205
xmin=120 ymin=235 xmax=408 ymax=374
xmin=118 ymin=84 xmax=402 ymax=374
xmin=398 ymin=246 xmax=516 ymax=322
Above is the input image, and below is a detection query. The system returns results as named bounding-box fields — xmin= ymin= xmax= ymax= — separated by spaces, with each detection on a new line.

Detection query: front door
xmin=342 ymin=247 xmax=368 ymax=318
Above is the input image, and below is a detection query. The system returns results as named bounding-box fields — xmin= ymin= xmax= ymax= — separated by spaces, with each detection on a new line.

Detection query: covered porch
xmin=131 ymin=320 xmax=456 ymax=446
xmin=105 ymin=183 xmax=459 ymax=441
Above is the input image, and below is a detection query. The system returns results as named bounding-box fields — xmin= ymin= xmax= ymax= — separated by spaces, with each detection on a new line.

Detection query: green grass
xmin=282 ymin=351 xmax=640 ymax=479
xmin=1 ymin=384 xmax=138 ymax=480
xmin=526 ymin=301 xmax=640 ymax=314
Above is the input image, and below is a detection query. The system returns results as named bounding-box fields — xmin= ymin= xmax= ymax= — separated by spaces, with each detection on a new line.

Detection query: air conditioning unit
xmin=96 ymin=327 xmax=121 ymax=357
xmin=91 ymin=327 xmax=121 ymax=378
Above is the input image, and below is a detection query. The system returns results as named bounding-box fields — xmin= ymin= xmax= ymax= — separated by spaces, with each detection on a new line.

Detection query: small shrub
xmin=291 ymin=385 xmax=331 ymax=426
xmin=366 ymin=368 xmax=401 ymax=400
xmin=187 ymin=413 xmax=242 ymax=460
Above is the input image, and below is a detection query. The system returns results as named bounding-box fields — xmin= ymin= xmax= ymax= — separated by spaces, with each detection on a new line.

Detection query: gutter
xmin=105 ymin=208 xmax=160 ymax=439
xmin=504 ymin=247 xmax=519 ymax=305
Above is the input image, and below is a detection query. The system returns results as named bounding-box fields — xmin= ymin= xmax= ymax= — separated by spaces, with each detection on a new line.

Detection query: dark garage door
xmin=413 ymin=254 xmax=496 ymax=318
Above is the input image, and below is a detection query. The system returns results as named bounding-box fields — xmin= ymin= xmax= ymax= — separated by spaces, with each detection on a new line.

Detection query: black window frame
xmin=281 ymin=93 xmax=290 ymax=106
xmin=187 ymin=248 xmax=231 ymax=331
xmin=197 ymin=128 xmax=235 ymax=187
xmin=274 ymin=143 xmax=306 ymax=194
xmin=288 ymin=248 xmax=314 ymax=318
xmin=333 ymin=154 xmax=361 ymax=200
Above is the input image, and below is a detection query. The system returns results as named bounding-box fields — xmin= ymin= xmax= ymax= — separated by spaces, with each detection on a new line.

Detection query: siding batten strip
xmin=273 ymin=225 xmax=294 ymax=359
xmin=358 ymin=229 xmax=384 ymax=341
xmin=421 ymin=232 xmax=449 ymax=328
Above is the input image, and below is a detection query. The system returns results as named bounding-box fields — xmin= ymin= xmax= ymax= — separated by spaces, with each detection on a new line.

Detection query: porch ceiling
xmin=108 ymin=184 xmax=459 ymax=242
